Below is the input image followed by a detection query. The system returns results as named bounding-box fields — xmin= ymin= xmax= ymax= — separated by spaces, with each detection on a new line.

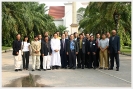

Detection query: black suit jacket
xmin=77 ymin=39 xmax=86 ymax=53
xmin=87 ymin=40 xmax=97 ymax=53
xmin=41 ymin=41 xmax=52 ymax=56
xmin=60 ymin=39 xmax=68 ymax=54
xmin=109 ymin=35 xmax=120 ymax=53
xmin=85 ymin=39 xmax=90 ymax=54
xmin=12 ymin=40 xmax=22 ymax=55
xmin=66 ymin=40 xmax=79 ymax=53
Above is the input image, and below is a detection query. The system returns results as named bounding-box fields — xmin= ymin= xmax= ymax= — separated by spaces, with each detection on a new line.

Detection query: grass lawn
xmin=2 ymin=46 xmax=11 ymax=50
xmin=121 ymin=47 xmax=131 ymax=55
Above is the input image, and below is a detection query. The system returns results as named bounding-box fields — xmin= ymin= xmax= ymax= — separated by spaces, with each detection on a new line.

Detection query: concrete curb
xmin=120 ymin=52 xmax=131 ymax=56
xmin=2 ymin=49 xmax=13 ymax=53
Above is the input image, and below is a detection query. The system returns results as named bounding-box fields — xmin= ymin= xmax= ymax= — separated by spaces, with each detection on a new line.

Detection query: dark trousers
xmin=96 ymin=48 xmax=100 ymax=67
xmin=61 ymin=50 xmax=67 ymax=68
xmin=69 ymin=50 xmax=76 ymax=68
xmin=85 ymin=53 xmax=88 ymax=67
xmin=88 ymin=52 xmax=96 ymax=68
xmin=67 ymin=55 xmax=69 ymax=67
xmin=40 ymin=55 xmax=43 ymax=69
xmin=77 ymin=49 xmax=85 ymax=68
xmin=110 ymin=50 xmax=119 ymax=68
xmin=22 ymin=51 xmax=30 ymax=69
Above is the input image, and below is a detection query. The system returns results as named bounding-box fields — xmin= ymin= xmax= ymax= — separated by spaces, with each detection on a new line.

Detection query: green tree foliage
xmin=56 ymin=25 xmax=67 ymax=34
xmin=79 ymin=2 xmax=131 ymax=47
xmin=2 ymin=2 xmax=56 ymax=46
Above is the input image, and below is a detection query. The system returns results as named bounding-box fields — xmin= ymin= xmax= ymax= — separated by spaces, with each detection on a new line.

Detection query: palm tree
xmin=2 ymin=2 xmax=56 ymax=46
xmin=79 ymin=2 xmax=131 ymax=47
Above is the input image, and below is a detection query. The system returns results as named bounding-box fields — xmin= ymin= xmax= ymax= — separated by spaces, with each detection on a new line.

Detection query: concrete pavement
xmin=2 ymin=51 xmax=131 ymax=87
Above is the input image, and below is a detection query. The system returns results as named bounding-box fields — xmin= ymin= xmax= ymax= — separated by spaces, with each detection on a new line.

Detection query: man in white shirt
xmin=98 ymin=34 xmax=109 ymax=69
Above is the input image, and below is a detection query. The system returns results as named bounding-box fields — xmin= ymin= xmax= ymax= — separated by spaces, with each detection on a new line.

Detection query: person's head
xmin=96 ymin=33 xmax=100 ymax=38
xmin=34 ymin=35 xmax=38 ymax=41
xmin=53 ymin=33 xmax=58 ymax=39
xmin=23 ymin=36 xmax=29 ymax=42
xmin=90 ymin=35 xmax=94 ymax=41
xmin=79 ymin=33 xmax=83 ymax=39
xmin=56 ymin=31 xmax=60 ymax=36
xmin=38 ymin=34 xmax=42 ymax=40
xmin=112 ymin=30 xmax=117 ymax=36
xmin=44 ymin=36 xmax=49 ymax=42
xmin=64 ymin=31 xmax=68 ymax=36
xmin=106 ymin=32 xmax=110 ymax=38
xmin=61 ymin=33 xmax=65 ymax=39
xmin=70 ymin=34 xmax=74 ymax=40
xmin=102 ymin=34 xmax=106 ymax=39
xmin=16 ymin=34 xmax=21 ymax=40
xmin=74 ymin=32 xmax=78 ymax=38
xmin=86 ymin=33 xmax=90 ymax=39
xmin=44 ymin=32 xmax=48 ymax=36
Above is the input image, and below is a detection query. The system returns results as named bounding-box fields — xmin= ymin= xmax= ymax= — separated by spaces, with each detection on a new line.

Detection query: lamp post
xmin=113 ymin=10 xmax=119 ymax=32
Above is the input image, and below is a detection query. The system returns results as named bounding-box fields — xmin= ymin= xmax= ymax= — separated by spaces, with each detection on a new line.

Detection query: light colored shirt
xmin=99 ymin=39 xmax=109 ymax=49
xmin=22 ymin=42 xmax=30 ymax=52
xmin=70 ymin=40 xmax=75 ymax=50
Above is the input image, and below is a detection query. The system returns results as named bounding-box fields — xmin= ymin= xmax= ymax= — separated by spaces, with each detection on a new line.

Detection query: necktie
xmin=62 ymin=39 xmax=64 ymax=49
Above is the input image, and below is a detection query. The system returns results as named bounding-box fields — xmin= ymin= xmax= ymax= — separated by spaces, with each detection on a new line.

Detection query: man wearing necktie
xmin=77 ymin=33 xmax=86 ymax=69
xmin=66 ymin=34 xmax=79 ymax=69
xmin=60 ymin=34 xmax=68 ymax=68
xmin=95 ymin=33 xmax=100 ymax=68
xmin=108 ymin=30 xmax=120 ymax=71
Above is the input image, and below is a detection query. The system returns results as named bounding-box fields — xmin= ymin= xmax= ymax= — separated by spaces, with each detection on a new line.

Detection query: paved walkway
xmin=2 ymin=51 xmax=131 ymax=87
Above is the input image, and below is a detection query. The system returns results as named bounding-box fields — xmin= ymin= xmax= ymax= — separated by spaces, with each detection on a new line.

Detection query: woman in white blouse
xmin=21 ymin=36 xmax=30 ymax=70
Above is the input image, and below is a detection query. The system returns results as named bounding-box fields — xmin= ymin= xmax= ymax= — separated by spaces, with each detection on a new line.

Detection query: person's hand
xmin=76 ymin=52 xmax=78 ymax=54
xmin=54 ymin=50 xmax=57 ymax=52
xmin=118 ymin=51 xmax=120 ymax=54
xmin=42 ymin=54 xmax=44 ymax=56
xmin=16 ymin=52 xmax=19 ymax=55
xmin=93 ymin=52 xmax=96 ymax=55
xmin=66 ymin=52 xmax=68 ymax=55
xmin=108 ymin=51 xmax=110 ymax=54
xmin=87 ymin=52 xmax=90 ymax=55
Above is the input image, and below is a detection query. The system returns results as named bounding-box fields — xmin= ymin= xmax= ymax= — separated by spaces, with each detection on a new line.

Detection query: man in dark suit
xmin=38 ymin=34 xmax=43 ymax=69
xmin=95 ymin=33 xmax=100 ymax=68
xmin=85 ymin=33 xmax=90 ymax=68
xmin=87 ymin=35 xmax=97 ymax=69
xmin=41 ymin=36 xmax=52 ymax=71
xmin=12 ymin=34 xmax=22 ymax=71
xmin=77 ymin=33 xmax=86 ymax=69
xmin=66 ymin=34 xmax=79 ymax=69
xmin=60 ymin=33 xmax=68 ymax=68
xmin=108 ymin=30 xmax=120 ymax=71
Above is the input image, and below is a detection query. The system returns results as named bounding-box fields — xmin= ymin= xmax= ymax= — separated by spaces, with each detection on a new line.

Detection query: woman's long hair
xmin=23 ymin=36 xmax=30 ymax=43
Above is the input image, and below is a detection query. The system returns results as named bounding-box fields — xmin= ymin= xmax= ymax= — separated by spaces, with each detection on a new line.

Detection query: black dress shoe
xmin=26 ymin=68 xmax=28 ymax=70
xmin=108 ymin=68 xmax=113 ymax=70
xmin=93 ymin=67 xmax=96 ymax=69
xmin=32 ymin=69 xmax=35 ymax=71
xmin=82 ymin=67 xmax=84 ymax=69
xmin=99 ymin=67 xmax=103 ymax=69
xmin=43 ymin=69 xmax=46 ymax=71
xmin=15 ymin=69 xmax=18 ymax=72
xmin=73 ymin=67 xmax=76 ymax=69
xmin=116 ymin=68 xmax=119 ymax=71
xmin=37 ymin=69 xmax=41 ymax=71
xmin=47 ymin=69 xmax=51 ymax=70
xmin=18 ymin=69 xmax=22 ymax=71
xmin=69 ymin=67 xmax=72 ymax=69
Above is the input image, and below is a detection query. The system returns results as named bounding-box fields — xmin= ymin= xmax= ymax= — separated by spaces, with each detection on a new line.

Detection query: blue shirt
xmin=70 ymin=40 xmax=75 ymax=50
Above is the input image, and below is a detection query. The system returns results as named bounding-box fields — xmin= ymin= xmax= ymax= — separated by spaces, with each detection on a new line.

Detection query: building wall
xmin=54 ymin=19 xmax=63 ymax=27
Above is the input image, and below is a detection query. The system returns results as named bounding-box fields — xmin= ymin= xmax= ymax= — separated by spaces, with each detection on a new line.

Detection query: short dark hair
xmin=34 ymin=35 xmax=38 ymax=38
xmin=79 ymin=33 xmax=83 ymax=36
xmin=16 ymin=34 xmax=20 ymax=36
xmin=44 ymin=36 xmax=48 ymax=39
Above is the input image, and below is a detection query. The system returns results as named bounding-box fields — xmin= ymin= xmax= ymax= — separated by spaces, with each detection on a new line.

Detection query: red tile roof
xmin=48 ymin=6 xmax=65 ymax=19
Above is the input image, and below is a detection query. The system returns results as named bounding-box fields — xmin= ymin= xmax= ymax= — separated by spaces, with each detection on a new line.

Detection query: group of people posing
xmin=12 ymin=29 xmax=120 ymax=72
